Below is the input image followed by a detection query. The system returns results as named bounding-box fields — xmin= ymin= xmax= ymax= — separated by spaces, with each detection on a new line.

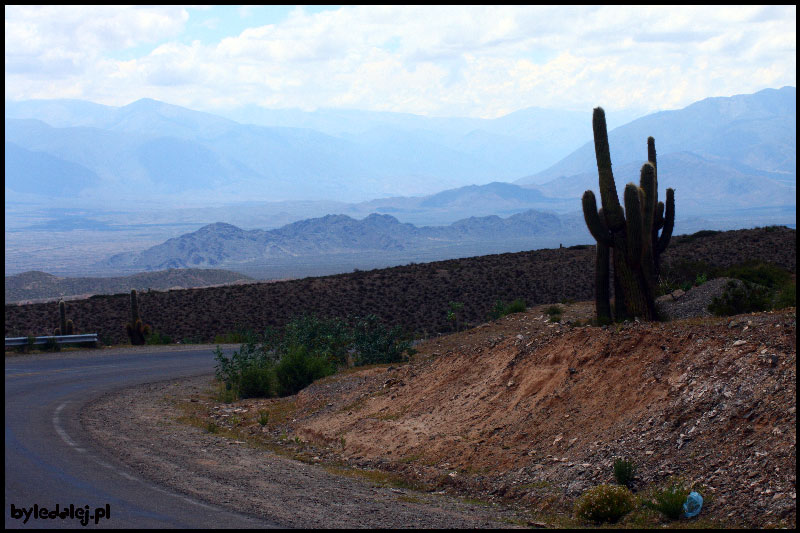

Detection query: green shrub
xmin=283 ymin=315 xmax=352 ymax=367
xmin=351 ymin=314 xmax=413 ymax=366
xmin=239 ymin=366 xmax=277 ymax=399
xmin=213 ymin=339 xmax=278 ymax=397
xmin=275 ymin=345 xmax=334 ymax=396
xmin=775 ymin=280 xmax=796 ymax=309
xmin=642 ymin=477 xmax=691 ymax=520
xmin=489 ymin=299 xmax=527 ymax=320
xmin=658 ymin=260 xmax=718 ymax=296
xmin=708 ymin=280 xmax=773 ymax=316
xmin=721 ymin=260 xmax=792 ymax=289
xmin=446 ymin=301 xmax=464 ymax=331
xmin=145 ymin=330 xmax=172 ymax=345
xmin=574 ymin=484 xmax=636 ymax=523
xmin=613 ymin=458 xmax=636 ymax=488
xmin=546 ymin=304 xmax=563 ymax=322
xmin=707 ymin=261 xmax=796 ymax=314
xmin=213 ymin=314 xmax=414 ymax=399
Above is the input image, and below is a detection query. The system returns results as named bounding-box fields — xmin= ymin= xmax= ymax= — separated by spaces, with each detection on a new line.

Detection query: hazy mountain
xmin=529 ymin=151 xmax=795 ymax=215
xmin=96 ymin=210 xmax=587 ymax=272
xmin=5 ymin=141 xmax=101 ymax=196
xmin=4 ymin=98 xmax=613 ymax=203
xmin=517 ymin=86 xmax=796 ymax=189
xmin=7 ymin=87 xmax=793 ymax=212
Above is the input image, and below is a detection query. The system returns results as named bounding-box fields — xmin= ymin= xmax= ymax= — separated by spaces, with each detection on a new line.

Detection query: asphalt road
xmin=4 ymin=346 xmax=279 ymax=529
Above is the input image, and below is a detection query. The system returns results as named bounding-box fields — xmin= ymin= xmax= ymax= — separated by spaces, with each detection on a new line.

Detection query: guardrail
xmin=5 ymin=334 xmax=98 ymax=348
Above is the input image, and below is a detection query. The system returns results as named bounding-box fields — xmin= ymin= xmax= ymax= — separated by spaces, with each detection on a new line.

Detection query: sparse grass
xmin=489 ymin=299 xmax=527 ymax=320
xmin=397 ymin=494 xmax=424 ymax=504
xmin=574 ymin=484 xmax=636 ymax=524
xmin=613 ymin=458 xmax=636 ymax=488
xmin=640 ymin=477 xmax=691 ymax=521
xmin=546 ymin=305 xmax=563 ymax=323
xmin=322 ymin=464 xmax=432 ymax=492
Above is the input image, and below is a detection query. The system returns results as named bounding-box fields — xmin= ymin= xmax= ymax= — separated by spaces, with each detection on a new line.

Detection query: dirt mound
xmin=274 ymin=304 xmax=796 ymax=527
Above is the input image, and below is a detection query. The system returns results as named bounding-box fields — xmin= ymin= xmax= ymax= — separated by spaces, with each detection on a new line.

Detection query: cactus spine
xmin=582 ymin=107 xmax=675 ymax=322
xmin=125 ymin=289 xmax=150 ymax=345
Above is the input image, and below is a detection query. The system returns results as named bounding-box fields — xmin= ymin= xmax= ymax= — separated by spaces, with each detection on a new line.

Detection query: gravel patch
xmin=656 ymin=277 xmax=743 ymax=321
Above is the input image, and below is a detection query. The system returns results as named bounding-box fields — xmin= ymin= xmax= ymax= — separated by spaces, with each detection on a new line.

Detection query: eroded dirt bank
xmin=83 ymin=303 xmax=796 ymax=528
xmin=81 ymin=379 xmax=527 ymax=528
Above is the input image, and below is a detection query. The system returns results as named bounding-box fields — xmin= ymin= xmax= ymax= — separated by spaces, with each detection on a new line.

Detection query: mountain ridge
xmin=96 ymin=209 xmax=587 ymax=272
xmin=517 ymin=86 xmax=796 ymax=187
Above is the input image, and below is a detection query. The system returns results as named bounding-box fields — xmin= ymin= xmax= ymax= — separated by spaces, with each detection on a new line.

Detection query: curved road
xmin=5 ymin=346 xmax=278 ymax=528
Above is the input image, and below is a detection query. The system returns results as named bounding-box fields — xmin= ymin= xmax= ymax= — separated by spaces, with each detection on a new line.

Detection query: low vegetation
xmin=658 ymin=257 xmax=796 ymax=316
xmin=613 ymin=457 xmax=637 ymax=488
xmin=213 ymin=314 xmax=415 ymax=400
xmin=574 ymin=484 xmax=636 ymax=524
xmin=488 ymin=299 xmax=526 ymax=320
xmin=640 ymin=477 xmax=693 ymax=521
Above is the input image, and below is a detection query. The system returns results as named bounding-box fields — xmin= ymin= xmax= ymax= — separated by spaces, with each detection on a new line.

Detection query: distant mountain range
xmin=96 ymin=210 xmax=587 ymax=272
xmin=6 ymin=86 xmax=793 ymax=214
xmin=4 ymin=98 xmax=625 ymax=203
xmin=4 ymin=86 xmax=796 ymax=279
xmin=521 ymin=86 xmax=796 ymax=213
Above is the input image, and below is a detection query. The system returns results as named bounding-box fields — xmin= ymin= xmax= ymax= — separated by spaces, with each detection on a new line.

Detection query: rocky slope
xmin=4 ymin=226 xmax=795 ymax=344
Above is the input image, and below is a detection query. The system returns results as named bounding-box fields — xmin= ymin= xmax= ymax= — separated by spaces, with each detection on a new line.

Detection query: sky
xmin=4 ymin=5 xmax=797 ymax=119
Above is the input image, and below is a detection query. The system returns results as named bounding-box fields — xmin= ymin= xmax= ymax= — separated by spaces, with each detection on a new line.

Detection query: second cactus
xmin=125 ymin=289 xmax=150 ymax=345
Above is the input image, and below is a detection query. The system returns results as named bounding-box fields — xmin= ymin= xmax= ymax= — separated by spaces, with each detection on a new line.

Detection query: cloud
xmin=4 ymin=5 xmax=796 ymax=117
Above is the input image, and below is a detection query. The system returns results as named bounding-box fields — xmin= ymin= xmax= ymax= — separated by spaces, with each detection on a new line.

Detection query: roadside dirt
xmin=81 ymin=299 xmax=796 ymax=528
xmin=81 ymin=378 xmax=529 ymax=528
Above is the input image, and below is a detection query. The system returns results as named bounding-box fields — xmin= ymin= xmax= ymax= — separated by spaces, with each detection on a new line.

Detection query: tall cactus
xmin=582 ymin=107 xmax=675 ymax=322
xmin=55 ymin=300 xmax=74 ymax=335
xmin=125 ymin=289 xmax=150 ymax=345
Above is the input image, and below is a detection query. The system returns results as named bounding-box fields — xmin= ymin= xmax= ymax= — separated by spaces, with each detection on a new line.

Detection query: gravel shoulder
xmin=80 ymin=375 xmax=528 ymax=529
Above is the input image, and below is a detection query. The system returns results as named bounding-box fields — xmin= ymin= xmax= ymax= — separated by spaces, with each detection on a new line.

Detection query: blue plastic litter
xmin=683 ymin=491 xmax=703 ymax=518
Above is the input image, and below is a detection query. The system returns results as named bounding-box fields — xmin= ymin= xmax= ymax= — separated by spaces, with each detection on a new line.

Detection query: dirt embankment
xmin=189 ymin=303 xmax=796 ymax=528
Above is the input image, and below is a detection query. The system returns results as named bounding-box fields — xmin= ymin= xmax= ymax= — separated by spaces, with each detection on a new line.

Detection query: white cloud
xmin=4 ymin=5 xmax=796 ymax=117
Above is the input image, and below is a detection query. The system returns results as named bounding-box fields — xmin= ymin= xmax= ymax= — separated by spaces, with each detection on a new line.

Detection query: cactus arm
xmin=592 ymin=108 xmax=625 ymax=231
xmin=639 ymin=163 xmax=657 ymax=251
xmin=582 ymin=191 xmax=612 ymax=246
xmin=624 ymin=183 xmax=644 ymax=268
xmin=656 ymin=188 xmax=675 ymax=255
xmin=654 ymin=201 xmax=665 ymax=231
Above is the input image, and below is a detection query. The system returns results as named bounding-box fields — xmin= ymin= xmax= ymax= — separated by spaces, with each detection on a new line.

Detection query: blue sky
xmin=4 ymin=5 xmax=796 ymax=118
